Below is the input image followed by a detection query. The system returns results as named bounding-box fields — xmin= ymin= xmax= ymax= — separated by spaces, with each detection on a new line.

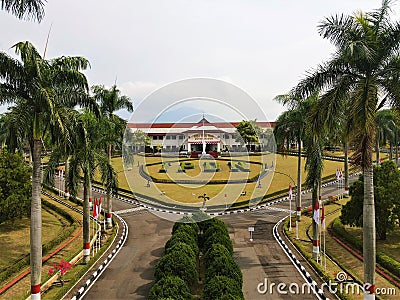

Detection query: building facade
xmin=128 ymin=117 xmax=275 ymax=157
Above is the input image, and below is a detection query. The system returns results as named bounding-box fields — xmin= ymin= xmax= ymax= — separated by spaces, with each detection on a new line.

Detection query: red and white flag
xmin=98 ymin=197 xmax=102 ymax=215
xmin=288 ymin=184 xmax=293 ymax=201
xmin=313 ymin=200 xmax=320 ymax=224
xmin=93 ymin=198 xmax=99 ymax=219
xmin=339 ymin=168 xmax=343 ymax=179
xmin=321 ymin=204 xmax=325 ymax=230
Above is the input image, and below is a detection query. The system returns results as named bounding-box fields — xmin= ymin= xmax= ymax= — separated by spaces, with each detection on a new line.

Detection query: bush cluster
xmin=200 ymin=218 xmax=244 ymax=299
xmin=149 ymin=217 xmax=199 ymax=300
xmin=149 ymin=215 xmax=244 ymax=300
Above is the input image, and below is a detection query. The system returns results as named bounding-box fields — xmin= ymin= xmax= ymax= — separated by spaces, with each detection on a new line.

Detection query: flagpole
xmin=324 ymin=219 xmax=326 ymax=271
xmin=320 ymin=198 xmax=323 ymax=266
xmin=289 ymin=183 xmax=292 ymax=231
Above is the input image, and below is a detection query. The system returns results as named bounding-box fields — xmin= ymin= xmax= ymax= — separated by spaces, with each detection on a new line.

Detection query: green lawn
xmin=0 ymin=209 xmax=65 ymax=270
xmin=110 ymin=154 xmax=347 ymax=206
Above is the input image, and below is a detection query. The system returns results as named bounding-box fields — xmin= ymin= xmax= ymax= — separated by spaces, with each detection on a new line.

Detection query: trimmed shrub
xmin=165 ymin=242 xmax=196 ymax=260
xmin=204 ymin=243 xmax=231 ymax=265
xmin=148 ymin=276 xmax=192 ymax=300
xmin=203 ymin=222 xmax=229 ymax=240
xmin=206 ymin=255 xmax=243 ymax=287
xmin=203 ymin=276 xmax=244 ymax=300
xmin=172 ymin=223 xmax=198 ymax=240
xmin=204 ymin=231 xmax=233 ymax=256
xmin=165 ymin=230 xmax=199 ymax=255
xmin=154 ymin=251 xmax=198 ymax=285
xmin=377 ymin=252 xmax=400 ymax=279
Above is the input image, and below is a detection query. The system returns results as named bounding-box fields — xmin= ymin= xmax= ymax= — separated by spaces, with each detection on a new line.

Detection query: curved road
xmin=72 ymin=178 xmax=351 ymax=299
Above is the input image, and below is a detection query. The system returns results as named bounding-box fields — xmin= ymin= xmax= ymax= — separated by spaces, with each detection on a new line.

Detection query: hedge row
xmin=330 ymin=218 xmax=400 ymax=281
xmin=149 ymin=215 xmax=245 ymax=299
xmin=199 ymin=217 xmax=244 ymax=300
xmin=149 ymin=217 xmax=199 ymax=300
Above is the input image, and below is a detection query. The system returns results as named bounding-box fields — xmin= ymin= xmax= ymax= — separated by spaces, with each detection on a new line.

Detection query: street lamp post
xmin=269 ymin=170 xmax=298 ymax=239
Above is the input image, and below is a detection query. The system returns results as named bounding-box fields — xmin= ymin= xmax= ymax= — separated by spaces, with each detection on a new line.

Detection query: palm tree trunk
xmin=344 ymin=141 xmax=349 ymax=195
xmin=296 ymin=136 xmax=302 ymax=221
xmin=376 ymin=133 xmax=380 ymax=166
xmin=363 ymin=162 xmax=376 ymax=300
xmin=389 ymin=141 xmax=393 ymax=161
xmin=30 ymin=138 xmax=42 ymax=300
xmin=396 ymin=131 xmax=399 ymax=167
xmin=64 ymin=157 xmax=70 ymax=197
xmin=106 ymin=143 xmax=113 ymax=228
xmin=82 ymin=169 xmax=90 ymax=264
xmin=311 ymin=186 xmax=320 ymax=260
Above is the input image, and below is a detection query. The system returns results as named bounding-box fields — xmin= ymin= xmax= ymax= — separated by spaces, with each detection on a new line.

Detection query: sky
xmin=0 ymin=0 xmax=390 ymax=122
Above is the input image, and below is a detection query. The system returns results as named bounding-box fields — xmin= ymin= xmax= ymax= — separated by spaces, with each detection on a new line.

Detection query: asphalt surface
xmin=65 ymin=176 xmax=355 ymax=299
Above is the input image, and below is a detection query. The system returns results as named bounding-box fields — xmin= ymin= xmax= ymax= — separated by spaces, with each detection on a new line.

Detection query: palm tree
xmin=0 ymin=41 xmax=90 ymax=299
xmin=1 ymin=0 xmax=45 ymax=22
xmin=68 ymin=110 xmax=117 ymax=263
xmin=375 ymin=109 xmax=396 ymax=165
xmin=198 ymin=193 xmax=210 ymax=210
xmin=0 ymin=103 xmax=32 ymax=154
xmin=92 ymin=84 xmax=133 ymax=228
xmin=294 ymin=2 xmax=400 ymax=298
xmin=274 ymin=93 xmax=317 ymax=221
xmin=304 ymin=128 xmax=324 ymax=260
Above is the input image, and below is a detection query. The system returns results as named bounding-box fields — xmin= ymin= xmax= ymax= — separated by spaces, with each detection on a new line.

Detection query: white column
xmin=188 ymin=143 xmax=191 ymax=152
xmin=217 ymin=142 xmax=221 ymax=152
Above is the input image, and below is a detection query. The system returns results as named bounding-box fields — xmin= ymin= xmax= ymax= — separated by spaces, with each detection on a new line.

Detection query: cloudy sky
xmin=0 ymin=0 xmax=390 ymax=121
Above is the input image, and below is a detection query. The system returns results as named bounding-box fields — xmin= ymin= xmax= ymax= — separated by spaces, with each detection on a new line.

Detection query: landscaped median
xmin=284 ymin=197 xmax=399 ymax=300
xmin=148 ymin=214 xmax=244 ymax=299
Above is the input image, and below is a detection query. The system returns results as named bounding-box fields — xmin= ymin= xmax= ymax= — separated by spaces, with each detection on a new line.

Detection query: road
xmin=65 ymin=177 xmax=354 ymax=299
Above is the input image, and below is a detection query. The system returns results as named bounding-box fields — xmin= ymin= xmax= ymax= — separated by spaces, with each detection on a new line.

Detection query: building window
xmin=166 ymin=136 xmax=171 ymax=140
xmin=179 ymin=135 xmax=184 ymax=140
xmin=171 ymin=136 xmax=176 ymax=140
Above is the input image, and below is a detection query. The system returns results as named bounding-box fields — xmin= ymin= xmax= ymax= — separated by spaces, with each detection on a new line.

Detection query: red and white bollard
xmin=31 ymin=284 xmax=40 ymax=300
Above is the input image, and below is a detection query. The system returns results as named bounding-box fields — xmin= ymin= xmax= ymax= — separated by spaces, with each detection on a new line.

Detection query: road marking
xmin=114 ymin=207 xmax=146 ymax=214
xmin=264 ymin=206 xmax=296 ymax=213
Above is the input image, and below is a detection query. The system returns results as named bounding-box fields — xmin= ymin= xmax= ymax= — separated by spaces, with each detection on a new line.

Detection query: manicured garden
xmin=115 ymin=154 xmax=346 ymax=205
xmin=285 ymin=197 xmax=399 ymax=300
xmin=0 ymin=191 xmax=116 ymax=300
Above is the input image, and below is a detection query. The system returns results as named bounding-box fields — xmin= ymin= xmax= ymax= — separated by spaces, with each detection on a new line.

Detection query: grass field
xmin=0 ymin=209 xmax=66 ymax=270
xmin=110 ymin=154 xmax=348 ymax=206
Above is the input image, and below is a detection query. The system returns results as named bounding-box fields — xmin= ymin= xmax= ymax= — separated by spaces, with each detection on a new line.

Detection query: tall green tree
xmin=68 ymin=110 xmax=117 ymax=263
xmin=0 ymin=149 xmax=31 ymax=224
xmin=0 ymin=41 xmax=90 ymax=299
xmin=375 ymin=109 xmax=396 ymax=164
xmin=92 ymin=84 xmax=132 ymax=228
xmin=294 ymin=1 xmax=400 ymax=297
xmin=1 ymin=0 xmax=45 ymax=22
xmin=274 ymin=93 xmax=317 ymax=221
xmin=341 ymin=161 xmax=400 ymax=240
xmin=235 ymin=120 xmax=261 ymax=151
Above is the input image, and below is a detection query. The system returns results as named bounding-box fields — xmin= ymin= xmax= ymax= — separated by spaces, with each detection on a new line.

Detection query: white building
xmin=128 ymin=117 xmax=275 ymax=157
